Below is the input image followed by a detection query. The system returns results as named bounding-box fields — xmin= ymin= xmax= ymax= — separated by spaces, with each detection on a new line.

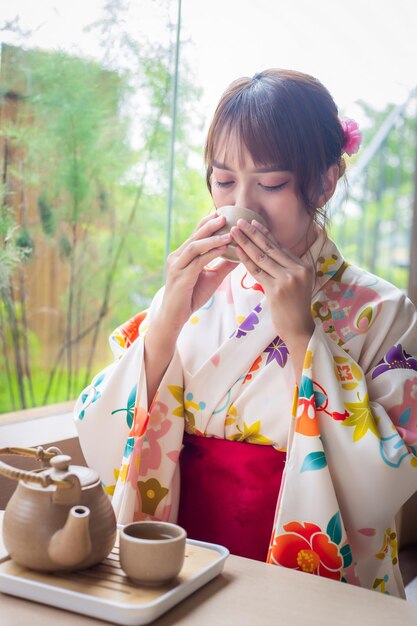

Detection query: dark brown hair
xmin=204 ymin=69 xmax=346 ymax=218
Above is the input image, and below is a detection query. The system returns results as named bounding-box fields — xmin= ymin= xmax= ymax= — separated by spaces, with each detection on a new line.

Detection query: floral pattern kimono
xmin=75 ymin=232 xmax=417 ymax=598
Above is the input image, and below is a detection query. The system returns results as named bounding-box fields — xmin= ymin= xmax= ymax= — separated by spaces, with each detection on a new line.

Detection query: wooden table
xmin=2 ymin=511 xmax=417 ymax=626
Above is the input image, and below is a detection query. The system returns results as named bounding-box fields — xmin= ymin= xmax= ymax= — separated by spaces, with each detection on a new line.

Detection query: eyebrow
xmin=212 ymin=160 xmax=288 ymax=174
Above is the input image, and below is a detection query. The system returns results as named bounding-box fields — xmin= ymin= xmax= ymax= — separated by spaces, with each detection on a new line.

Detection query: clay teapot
xmin=0 ymin=446 xmax=117 ymax=572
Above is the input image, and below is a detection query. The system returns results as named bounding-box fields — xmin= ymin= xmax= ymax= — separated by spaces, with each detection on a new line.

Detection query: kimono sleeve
xmin=270 ymin=289 xmax=417 ymax=595
xmin=73 ymin=287 xmax=185 ymax=524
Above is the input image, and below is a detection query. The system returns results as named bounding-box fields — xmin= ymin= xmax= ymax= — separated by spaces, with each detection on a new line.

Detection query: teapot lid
xmin=27 ymin=455 xmax=99 ymax=490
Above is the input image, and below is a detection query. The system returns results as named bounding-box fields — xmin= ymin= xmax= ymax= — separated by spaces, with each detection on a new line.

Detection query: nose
xmin=234 ymin=186 xmax=262 ymax=215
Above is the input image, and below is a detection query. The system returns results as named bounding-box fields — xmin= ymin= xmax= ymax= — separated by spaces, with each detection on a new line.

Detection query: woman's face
xmin=210 ymin=138 xmax=317 ymax=258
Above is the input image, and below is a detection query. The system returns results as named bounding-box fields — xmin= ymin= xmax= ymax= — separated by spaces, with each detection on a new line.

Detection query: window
xmin=1 ymin=0 xmax=416 ymax=416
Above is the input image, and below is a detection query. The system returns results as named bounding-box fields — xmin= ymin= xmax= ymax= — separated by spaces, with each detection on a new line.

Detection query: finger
xmin=202 ymin=256 xmax=237 ymax=277
xmin=193 ymin=211 xmax=221 ymax=232
xmin=208 ymin=258 xmax=237 ymax=284
xmin=234 ymin=244 xmax=270 ymax=280
xmin=251 ymin=219 xmax=309 ymax=266
xmin=175 ymin=214 xmax=227 ymax=256
xmin=186 ymin=244 xmax=232 ymax=274
xmin=175 ymin=232 xmax=232 ymax=270
xmin=250 ymin=219 xmax=278 ymax=246
xmin=234 ymin=219 xmax=302 ymax=268
xmin=230 ymin=225 xmax=280 ymax=277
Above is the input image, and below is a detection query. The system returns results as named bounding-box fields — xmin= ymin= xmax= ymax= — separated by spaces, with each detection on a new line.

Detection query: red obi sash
xmin=178 ymin=433 xmax=286 ymax=562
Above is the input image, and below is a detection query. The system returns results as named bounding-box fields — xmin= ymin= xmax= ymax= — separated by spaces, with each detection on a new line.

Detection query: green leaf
xmin=327 ymin=511 xmax=342 ymax=545
xmin=313 ymin=391 xmax=327 ymax=408
xmin=127 ymin=384 xmax=137 ymax=410
xmin=300 ymin=451 xmax=327 ymax=473
xmin=299 ymin=375 xmax=313 ymax=399
xmin=111 ymin=383 xmax=137 ymax=428
xmin=340 ymin=544 xmax=353 ymax=568
xmin=94 ymin=373 xmax=105 ymax=387
xmin=342 ymin=393 xmax=378 ymax=441
xmin=126 ymin=409 xmax=134 ymax=429
xmin=124 ymin=436 xmax=134 ymax=457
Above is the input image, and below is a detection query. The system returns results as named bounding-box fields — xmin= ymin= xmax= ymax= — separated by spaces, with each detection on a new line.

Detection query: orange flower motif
xmin=295 ymin=396 xmax=320 ymax=437
xmin=269 ymin=521 xmax=343 ymax=580
xmin=294 ymin=375 xmax=320 ymax=437
xmin=244 ymin=356 xmax=262 ymax=383
xmin=129 ymin=404 xmax=149 ymax=438
xmin=118 ymin=310 xmax=148 ymax=347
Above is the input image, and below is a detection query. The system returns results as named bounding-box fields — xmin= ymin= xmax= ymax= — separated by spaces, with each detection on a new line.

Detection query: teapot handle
xmin=0 ymin=446 xmax=71 ymax=488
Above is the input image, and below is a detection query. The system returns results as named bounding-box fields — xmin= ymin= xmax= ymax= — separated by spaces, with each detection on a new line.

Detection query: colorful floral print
xmin=388 ymin=377 xmax=417 ymax=444
xmin=111 ymin=384 xmax=137 ymax=428
xmin=75 ymin=231 xmax=417 ymax=598
xmin=264 ymin=336 xmax=289 ymax=367
xmin=372 ymin=344 xmax=417 ymax=379
xmin=77 ymin=373 xmax=105 ymax=420
xmin=312 ymin=272 xmax=382 ymax=346
xmin=235 ymin=303 xmax=262 ymax=338
xmin=375 ymin=528 xmax=398 ymax=565
xmin=342 ymin=392 xmax=379 ymax=442
xmin=137 ymin=478 xmax=169 ymax=516
xmin=269 ymin=519 xmax=346 ymax=581
xmin=294 ymin=375 xmax=320 ymax=437
xmin=229 ymin=420 xmax=273 ymax=444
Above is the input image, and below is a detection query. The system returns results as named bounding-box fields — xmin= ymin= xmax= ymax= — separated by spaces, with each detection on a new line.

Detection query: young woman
xmin=75 ymin=69 xmax=417 ymax=597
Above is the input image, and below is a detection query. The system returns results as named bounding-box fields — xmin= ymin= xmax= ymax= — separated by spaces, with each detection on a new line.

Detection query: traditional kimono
xmin=75 ymin=232 xmax=417 ymax=597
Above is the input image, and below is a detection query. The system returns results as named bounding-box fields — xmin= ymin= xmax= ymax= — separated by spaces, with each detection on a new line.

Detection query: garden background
xmin=1 ymin=0 xmax=416 ymax=414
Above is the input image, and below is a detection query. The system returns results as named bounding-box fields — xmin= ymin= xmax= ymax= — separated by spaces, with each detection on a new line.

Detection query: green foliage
xmin=0 ymin=199 xmax=27 ymax=290
xmin=0 ymin=1 xmax=207 ymax=413
xmin=38 ymin=195 xmax=56 ymax=237
xmin=0 ymin=366 xmax=103 ymax=414
xmin=58 ymin=234 xmax=72 ymax=260
xmin=330 ymin=99 xmax=416 ymax=289
xmin=14 ymin=227 xmax=34 ymax=259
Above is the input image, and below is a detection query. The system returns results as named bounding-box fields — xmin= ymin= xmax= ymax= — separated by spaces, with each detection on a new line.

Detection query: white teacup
xmin=215 ymin=206 xmax=268 ymax=262
xmin=119 ymin=521 xmax=187 ymax=586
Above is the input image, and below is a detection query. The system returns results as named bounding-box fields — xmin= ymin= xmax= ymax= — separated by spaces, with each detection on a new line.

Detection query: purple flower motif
xmin=264 ymin=336 xmax=289 ymax=367
xmin=236 ymin=303 xmax=262 ymax=338
xmin=371 ymin=344 xmax=417 ymax=380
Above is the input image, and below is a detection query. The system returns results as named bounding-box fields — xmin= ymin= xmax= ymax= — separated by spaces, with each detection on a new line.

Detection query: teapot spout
xmin=48 ymin=505 xmax=92 ymax=568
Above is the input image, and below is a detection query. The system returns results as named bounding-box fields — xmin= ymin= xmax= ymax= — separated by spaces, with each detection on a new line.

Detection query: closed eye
xmin=214 ymin=180 xmax=234 ymax=188
xmin=260 ymin=182 xmax=288 ymax=191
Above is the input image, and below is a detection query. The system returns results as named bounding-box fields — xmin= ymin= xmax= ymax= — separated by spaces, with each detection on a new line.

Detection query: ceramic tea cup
xmin=119 ymin=521 xmax=187 ymax=586
xmin=215 ymin=205 xmax=268 ymax=262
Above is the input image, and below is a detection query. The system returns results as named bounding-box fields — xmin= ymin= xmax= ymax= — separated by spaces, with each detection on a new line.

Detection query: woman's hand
xmin=144 ymin=213 xmax=235 ymax=404
xmin=162 ymin=212 xmax=236 ymax=331
xmin=230 ymin=218 xmax=316 ymax=382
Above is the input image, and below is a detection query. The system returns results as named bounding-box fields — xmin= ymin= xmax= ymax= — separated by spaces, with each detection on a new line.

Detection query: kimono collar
xmin=300 ymin=228 xmax=346 ymax=296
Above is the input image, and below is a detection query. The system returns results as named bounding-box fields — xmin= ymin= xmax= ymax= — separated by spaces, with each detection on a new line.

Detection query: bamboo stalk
xmin=18 ymin=159 xmax=35 ymax=405
xmin=3 ymin=285 xmax=26 ymax=409
xmin=0 ymin=304 xmax=16 ymax=411
xmin=83 ymin=78 xmax=170 ymax=386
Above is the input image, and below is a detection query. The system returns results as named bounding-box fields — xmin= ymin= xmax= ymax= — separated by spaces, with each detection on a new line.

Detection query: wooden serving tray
xmin=0 ymin=539 xmax=229 ymax=625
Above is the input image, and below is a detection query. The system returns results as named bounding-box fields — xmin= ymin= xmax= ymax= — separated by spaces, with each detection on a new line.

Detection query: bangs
xmin=206 ymin=88 xmax=291 ymax=172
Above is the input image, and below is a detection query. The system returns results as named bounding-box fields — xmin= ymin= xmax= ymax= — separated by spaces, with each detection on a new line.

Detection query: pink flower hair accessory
xmin=340 ymin=118 xmax=362 ymax=156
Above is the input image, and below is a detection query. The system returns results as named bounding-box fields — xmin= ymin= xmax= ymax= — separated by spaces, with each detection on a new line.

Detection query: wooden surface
xmin=2 ymin=512 xmax=417 ymax=626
